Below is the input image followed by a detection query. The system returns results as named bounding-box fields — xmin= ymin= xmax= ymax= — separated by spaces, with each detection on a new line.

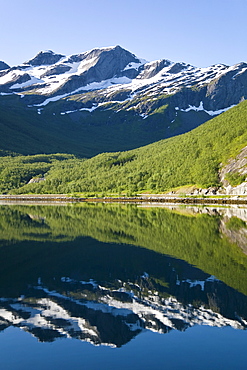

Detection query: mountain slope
xmin=1 ymin=46 xmax=246 ymax=114
xmin=0 ymin=46 xmax=142 ymax=98
xmin=0 ymin=94 xmax=176 ymax=157
xmin=0 ymin=61 xmax=9 ymax=71
xmin=0 ymin=46 xmax=246 ymax=157
xmin=2 ymin=100 xmax=247 ymax=195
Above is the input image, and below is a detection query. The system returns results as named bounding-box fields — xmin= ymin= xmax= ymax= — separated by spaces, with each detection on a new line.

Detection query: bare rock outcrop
xmin=218 ymin=146 xmax=247 ymax=194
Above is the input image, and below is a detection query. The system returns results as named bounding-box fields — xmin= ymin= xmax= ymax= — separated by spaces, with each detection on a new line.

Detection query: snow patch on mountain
xmin=31 ymin=93 xmax=70 ymax=107
xmin=176 ymin=275 xmax=219 ymax=291
xmin=0 ymin=48 xmax=230 ymax=97
xmin=123 ymin=59 xmax=147 ymax=71
xmin=21 ymin=48 xmax=138 ymax=96
xmin=175 ymin=101 xmax=236 ymax=116
xmin=0 ymin=70 xmax=23 ymax=85
xmin=100 ymin=61 xmax=233 ymax=99
xmin=10 ymin=76 xmax=41 ymax=89
xmin=0 ymin=46 xmax=246 ymax=117
xmin=30 ymin=77 xmax=133 ymax=107
xmin=60 ymin=106 xmax=98 ymax=115
xmin=73 ymin=76 xmax=132 ymax=93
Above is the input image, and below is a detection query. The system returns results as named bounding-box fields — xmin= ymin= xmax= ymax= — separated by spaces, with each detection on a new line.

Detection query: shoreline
xmin=1 ymin=194 xmax=247 ymax=205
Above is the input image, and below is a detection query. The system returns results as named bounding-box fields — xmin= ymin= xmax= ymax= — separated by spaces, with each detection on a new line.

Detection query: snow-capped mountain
xmin=1 ymin=45 xmax=247 ymax=157
xmin=0 ymin=46 xmax=143 ymax=98
xmin=1 ymin=45 xmax=246 ymax=116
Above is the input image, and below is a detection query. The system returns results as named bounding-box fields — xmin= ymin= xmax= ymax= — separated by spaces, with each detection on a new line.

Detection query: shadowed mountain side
xmin=0 ymin=95 xmax=170 ymax=157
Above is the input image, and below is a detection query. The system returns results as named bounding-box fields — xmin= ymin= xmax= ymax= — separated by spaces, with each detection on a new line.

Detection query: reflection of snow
xmin=0 ymin=275 xmax=244 ymax=349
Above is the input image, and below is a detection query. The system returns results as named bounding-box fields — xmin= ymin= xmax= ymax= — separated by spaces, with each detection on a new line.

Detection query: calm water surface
xmin=0 ymin=203 xmax=246 ymax=369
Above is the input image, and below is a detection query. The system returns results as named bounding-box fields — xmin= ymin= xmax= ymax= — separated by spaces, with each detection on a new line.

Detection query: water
xmin=0 ymin=202 xmax=246 ymax=369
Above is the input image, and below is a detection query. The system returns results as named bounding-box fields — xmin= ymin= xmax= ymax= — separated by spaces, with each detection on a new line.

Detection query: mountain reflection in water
xmin=0 ymin=203 xmax=247 ymax=347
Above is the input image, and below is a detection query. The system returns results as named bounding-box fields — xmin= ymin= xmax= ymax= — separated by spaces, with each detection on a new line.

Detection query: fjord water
xmin=0 ymin=203 xmax=247 ymax=369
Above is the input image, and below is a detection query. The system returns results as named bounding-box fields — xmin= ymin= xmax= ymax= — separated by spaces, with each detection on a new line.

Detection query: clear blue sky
xmin=1 ymin=0 xmax=246 ymax=67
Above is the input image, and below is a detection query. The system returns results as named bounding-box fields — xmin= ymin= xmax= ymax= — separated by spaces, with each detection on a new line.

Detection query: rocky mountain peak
xmin=88 ymin=44 xmax=141 ymax=77
xmin=25 ymin=50 xmax=65 ymax=66
xmin=0 ymin=46 xmax=246 ymax=121
xmin=40 ymin=45 xmax=145 ymax=95
xmin=138 ymin=59 xmax=172 ymax=79
xmin=82 ymin=45 xmax=141 ymax=69
xmin=0 ymin=61 xmax=10 ymax=71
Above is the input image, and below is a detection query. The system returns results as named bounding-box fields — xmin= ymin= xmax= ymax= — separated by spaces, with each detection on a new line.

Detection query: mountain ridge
xmin=1 ymin=45 xmax=246 ymax=158
xmin=1 ymin=45 xmax=246 ymax=114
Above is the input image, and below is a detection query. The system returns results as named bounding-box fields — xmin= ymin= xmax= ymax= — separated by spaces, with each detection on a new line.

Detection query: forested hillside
xmin=1 ymin=100 xmax=247 ymax=194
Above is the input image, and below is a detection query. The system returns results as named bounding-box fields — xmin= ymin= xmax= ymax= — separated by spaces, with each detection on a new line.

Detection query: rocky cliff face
xmin=0 ymin=46 xmax=246 ymax=117
xmin=218 ymin=146 xmax=247 ymax=195
xmin=205 ymin=63 xmax=247 ymax=109
xmin=0 ymin=61 xmax=10 ymax=71
xmin=24 ymin=50 xmax=65 ymax=66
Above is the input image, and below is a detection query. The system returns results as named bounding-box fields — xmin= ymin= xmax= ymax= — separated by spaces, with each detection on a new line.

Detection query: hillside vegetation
xmin=0 ymin=94 xmax=196 ymax=158
xmin=1 ymin=100 xmax=247 ymax=194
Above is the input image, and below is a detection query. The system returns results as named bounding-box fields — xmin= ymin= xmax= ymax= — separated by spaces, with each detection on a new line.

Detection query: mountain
xmin=0 ymin=46 xmax=247 ymax=157
xmin=1 ymin=46 xmax=246 ymax=113
xmin=0 ymin=46 xmax=142 ymax=99
xmin=0 ymin=61 xmax=9 ymax=71
xmin=3 ymin=99 xmax=247 ymax=195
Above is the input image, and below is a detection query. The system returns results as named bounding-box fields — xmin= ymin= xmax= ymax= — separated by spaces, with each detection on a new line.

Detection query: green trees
xmin=0 ymin=154 xmax=73 ymax=193
xmin=1 ymin=100 xmax=247 ymax=195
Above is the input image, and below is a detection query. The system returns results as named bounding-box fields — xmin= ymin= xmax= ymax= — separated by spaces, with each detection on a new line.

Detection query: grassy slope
xmin=0 ymin=94 xmax=180 ymax=157
xmin=5 ymin=99 xmax=247 ymax=194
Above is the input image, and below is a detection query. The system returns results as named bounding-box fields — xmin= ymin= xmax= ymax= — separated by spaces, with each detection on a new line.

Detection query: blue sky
xmin=1 ymin=0 xmax=247 ymax=67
